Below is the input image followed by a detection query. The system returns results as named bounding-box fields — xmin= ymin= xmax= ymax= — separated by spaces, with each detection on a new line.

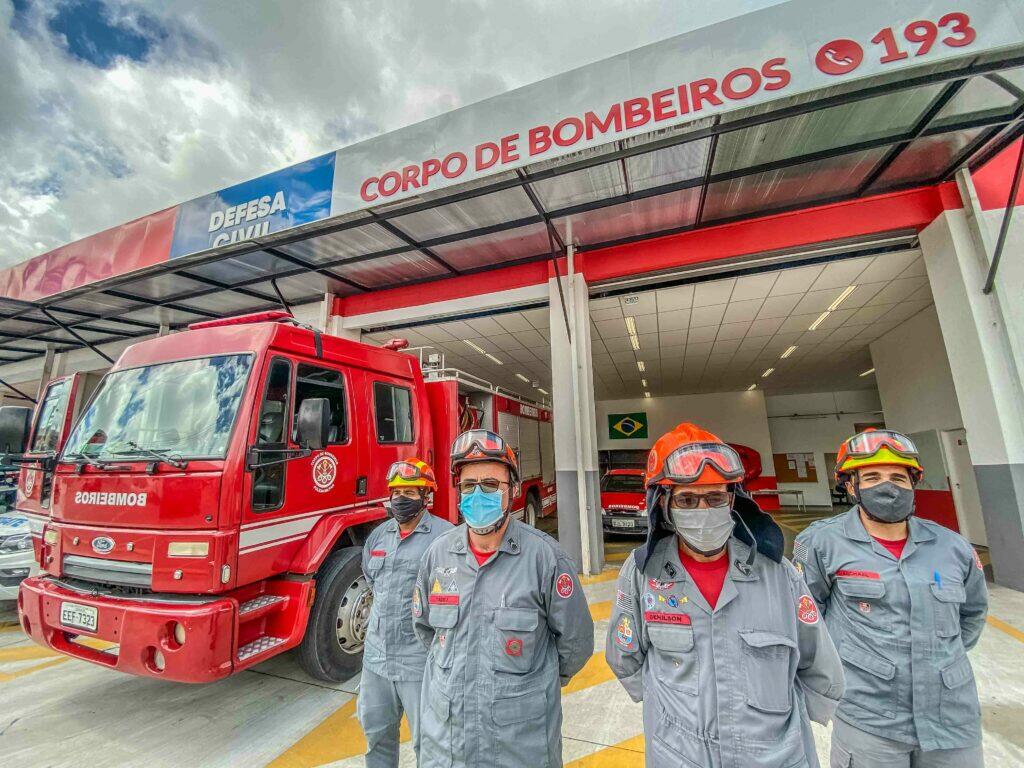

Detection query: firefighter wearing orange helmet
xmin=606 ymin=423 xmax=843 ymax=768
xmin=795 ymin=429 xmax=988 ymax=767
xmin=357 ymin=458 xmax=453 ymax=768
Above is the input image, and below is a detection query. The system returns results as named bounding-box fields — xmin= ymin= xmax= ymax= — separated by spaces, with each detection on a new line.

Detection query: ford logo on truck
xmin=91 ymin=537 xmax=115 ymax=554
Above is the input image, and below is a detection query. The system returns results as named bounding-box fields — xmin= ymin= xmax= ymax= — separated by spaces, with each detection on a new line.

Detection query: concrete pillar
xmin=919 ymin=176 xmax=1024 ymax=590
xmin=35 ymin=344 xmax=57 ymax=400
xmin=549 ymin=250 xmax=603 ymax=574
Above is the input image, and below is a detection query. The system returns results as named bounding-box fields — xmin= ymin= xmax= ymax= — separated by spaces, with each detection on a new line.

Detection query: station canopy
xmin=2 ymin=10 xmax=1024 ymax=365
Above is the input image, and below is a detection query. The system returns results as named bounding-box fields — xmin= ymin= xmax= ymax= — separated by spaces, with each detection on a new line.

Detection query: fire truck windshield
xmin=62 ymin=354 xmax=253 ymax=461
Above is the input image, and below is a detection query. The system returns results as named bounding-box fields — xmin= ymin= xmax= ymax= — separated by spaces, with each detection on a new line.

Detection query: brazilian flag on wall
xmin=608 ymin=412 xmax=648 ymax=440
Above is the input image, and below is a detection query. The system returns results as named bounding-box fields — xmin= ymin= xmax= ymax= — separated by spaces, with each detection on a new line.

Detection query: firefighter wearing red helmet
xmin=606 ymin=423 xmax=844 ymax=768
xmin=795 ymin=429 xmax=988 ymax=767
xmin=411 ymin=429 xmax=593 ymax=768
xmin=357 ymin=458 xmax=453 ymax=768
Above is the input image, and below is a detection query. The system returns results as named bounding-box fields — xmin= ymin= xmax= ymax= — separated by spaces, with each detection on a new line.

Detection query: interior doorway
xmin=941 ymin=429 xmax=987 ymax=547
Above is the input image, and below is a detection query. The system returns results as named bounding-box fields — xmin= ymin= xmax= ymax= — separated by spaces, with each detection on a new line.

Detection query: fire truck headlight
xmin=167 ymin=542 xmax=209 ymax=557
xmin=173 ymin=622 xmax=186 ymax=646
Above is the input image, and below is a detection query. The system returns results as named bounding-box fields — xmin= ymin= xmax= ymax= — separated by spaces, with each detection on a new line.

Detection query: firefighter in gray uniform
xmin=413 ymin=429 xmax=594 ymax=768
xmin=606 ymin=423 xmax=844 ymax=768
xmin=357 ymin=458 xmax=453 ymax=768
xmin=795 ymin=429 xmax=988 ymax=768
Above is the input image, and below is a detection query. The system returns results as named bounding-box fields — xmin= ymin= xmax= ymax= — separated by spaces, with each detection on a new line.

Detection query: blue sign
xmin=169 ymin=153 xmax=335 ymax=259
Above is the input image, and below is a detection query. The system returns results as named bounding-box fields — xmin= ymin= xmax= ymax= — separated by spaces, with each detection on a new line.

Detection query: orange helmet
xmin=450 ymin=429 xmax=520 ymax=486
xmin=645 ymin=423 xmax=746 ymax=487
xmin=386 ymin=458 xmax=437 ymax=490
xmin=835 ymin=429 xmax=923 ymax=485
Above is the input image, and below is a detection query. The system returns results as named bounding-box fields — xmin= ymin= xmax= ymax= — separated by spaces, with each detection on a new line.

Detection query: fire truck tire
xmin=298 ymin=548 xmax=371 ymax=682
xmin=525 ymin=493 xmax=540 ymax=527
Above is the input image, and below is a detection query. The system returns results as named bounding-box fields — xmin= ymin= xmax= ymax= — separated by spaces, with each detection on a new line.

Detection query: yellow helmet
xmin=386 ymin=458 xmax=437 ymax=490
xmin=835 ymin=430 xmax=923 ymax=485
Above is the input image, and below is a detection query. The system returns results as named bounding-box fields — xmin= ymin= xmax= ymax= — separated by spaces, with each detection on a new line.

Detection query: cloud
xmin=0 ymin=0 xmax=784 ymax=269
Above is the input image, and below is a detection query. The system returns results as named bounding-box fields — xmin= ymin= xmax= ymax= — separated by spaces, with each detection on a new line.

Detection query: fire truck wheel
xmin=298 ymin=548 xmax=371 ymax=682
xmin=525 ymin=493 xmax=539 ymax=527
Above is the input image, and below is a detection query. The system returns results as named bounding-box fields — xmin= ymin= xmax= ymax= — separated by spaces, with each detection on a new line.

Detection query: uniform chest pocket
xmin=739 ymin=630 xmax=796 ymax=714
xmin=493 ymin=608 xmax=541 ymax=674
xmin=836 ymin=577 xmax=890 ymax=631
xmin=930 ymin=583 xmax=965 ymax=638
xmin=429 ymin=604 xmax=459 ymax=669
xmin=647 ymin=623 xmax=698 ymax=695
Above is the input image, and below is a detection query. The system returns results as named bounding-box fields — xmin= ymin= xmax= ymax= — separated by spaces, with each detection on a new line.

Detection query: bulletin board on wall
xmin=773 ymin=452 xmax=818 ymax=483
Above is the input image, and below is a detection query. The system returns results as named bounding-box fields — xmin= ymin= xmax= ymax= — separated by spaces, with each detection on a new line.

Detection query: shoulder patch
xmin=556 ymin=573 xmax=575 ymax=598
xmin=614 ymin=614 xmax=638 ymax=651
xmin=412 ymin=586 xmax=423 ymax=618
xmin=972 ymin=548 xmax=984 ymax=571
xmin=797 ymin=594 xmax=819 ymax=625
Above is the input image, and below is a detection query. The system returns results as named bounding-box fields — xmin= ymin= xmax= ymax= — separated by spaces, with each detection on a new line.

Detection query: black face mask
xmin=857 ymin=481 xmax=915 ymax=523
xmin=390 ymin=495 xmax=424 ymax=523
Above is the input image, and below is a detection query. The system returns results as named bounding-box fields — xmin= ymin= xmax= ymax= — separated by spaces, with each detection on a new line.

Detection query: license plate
xmin=60 ymin=602 xmax=98 ymax=633
xmin=611 ymin=518 xmax=636 ymax=528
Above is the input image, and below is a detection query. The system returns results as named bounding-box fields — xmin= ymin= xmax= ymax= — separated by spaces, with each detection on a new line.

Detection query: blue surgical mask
xmin=459 ymin=486 xmax=505 ymax=532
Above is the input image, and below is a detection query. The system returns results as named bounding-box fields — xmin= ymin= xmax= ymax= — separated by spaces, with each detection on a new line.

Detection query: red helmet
xmin=450 ymin=429 xmax=520 ymax=486
xmin=645 ymin=423 xmax=746 ymax=487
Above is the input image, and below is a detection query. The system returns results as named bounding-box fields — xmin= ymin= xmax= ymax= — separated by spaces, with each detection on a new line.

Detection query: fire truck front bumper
xmin=18 ymin=576 xmax=236 ymax=683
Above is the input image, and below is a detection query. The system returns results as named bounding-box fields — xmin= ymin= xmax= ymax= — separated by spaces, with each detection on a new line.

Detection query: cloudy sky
xmin=0 ymin=0 xmax=783 ymax=269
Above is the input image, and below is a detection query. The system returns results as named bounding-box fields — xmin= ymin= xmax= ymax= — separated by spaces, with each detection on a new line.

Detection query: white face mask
xmin=669 ymin=505 xmax=735 ymax=555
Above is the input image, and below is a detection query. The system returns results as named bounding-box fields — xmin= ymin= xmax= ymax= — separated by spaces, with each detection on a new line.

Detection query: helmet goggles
xmin=649 ymin=442 xmax=746 ymax=486
xmin=843 ymin=430 xmax=918 ymax=460
xmin=452 ymin=429 xmax=508 ymax=461
xmin=386 ymin=459 xmax=436 ymax=489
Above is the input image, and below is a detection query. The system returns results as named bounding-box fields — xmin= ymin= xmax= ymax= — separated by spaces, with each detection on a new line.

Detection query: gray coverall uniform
xmin=412 ymin=517 xmax=595 ymax=768
xmin=606 ymin=534 xmax=845 ymax=768
xmin=794 ymin=508 xmax=988 ymax=767
xmin=358 ymin=511 xmax=453 ymax=768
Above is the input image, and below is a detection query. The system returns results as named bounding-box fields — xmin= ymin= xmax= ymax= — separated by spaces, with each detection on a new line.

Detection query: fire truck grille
xmin=62 ymin=555 xmax=153 ymax=589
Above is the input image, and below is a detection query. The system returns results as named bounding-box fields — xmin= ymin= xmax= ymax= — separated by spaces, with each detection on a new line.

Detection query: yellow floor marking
xmin=0 ymin=656 xmax=68 ymax=682
xmin=0 ymin=644 xmax=60 ymax=662
xmin=580 ymin=569 xmax=618 ymax=586
xmin=589 ymin=600 xmax=611 ymax=622
xmin=566 ymin=735 xmax=646 ymax=767
xmin=267 ymin=698 xmax=410 ymax=768
xmin=605 ymin=552 xmax=627 ymax=564
xmin=988 ymin=615 xmax=1024 ymax=644
xmin=562 ymin=652 xmax=616 ymax=695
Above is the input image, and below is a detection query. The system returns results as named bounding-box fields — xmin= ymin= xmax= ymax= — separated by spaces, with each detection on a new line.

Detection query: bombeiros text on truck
xmin=0 ymin=311 xmax=555 ymax=682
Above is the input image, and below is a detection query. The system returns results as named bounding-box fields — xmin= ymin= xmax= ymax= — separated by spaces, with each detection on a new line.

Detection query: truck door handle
xmin=356 ymin=476 xmax=367 ymax=496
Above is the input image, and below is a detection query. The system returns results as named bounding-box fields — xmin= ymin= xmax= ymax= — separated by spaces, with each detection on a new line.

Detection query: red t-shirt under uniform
xmin=872 ymin=535 xmax=907 ymax=560
xmin=469 ymin=541 xmax=495 ymax=566
xmin=678 ymin=544 xmax=730 ymax=609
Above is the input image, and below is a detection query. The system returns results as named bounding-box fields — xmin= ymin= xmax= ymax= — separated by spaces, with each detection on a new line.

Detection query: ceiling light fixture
xmin=536 ymin=388 xmax=548 ymax=395
xmin=859 ymin=367 xmax=876 ymax=377
xmin=485 ymin=353 xmax=503 ymax=365
xmin=624 ymin=316 xmax=637 ymax=335
xmin=762 ymin=367 xmax=775 ymax=378
xmin=463 ymin=339 xmax=486 ymax=353
xmin=828 ymin=285 xmax=858 ymax=312
xmin=515 ymin=373 xmax=530 ymax=383
xmin=637 ymin=361 xmax=646 ymax=372
xmin=644 ymin=391 xmax=651 ymax=398
xmin=630 ymin=334 xmax=641 ymax=351
xmin=808 ymin=311 xmax=830 ymax=331
xmin=641 ymin=378 xmax=648 ymax=387
xmin=780 ymin=345 xmax=798 ymax=359
xmin=747 ymin=383 xmax=757 ymax=391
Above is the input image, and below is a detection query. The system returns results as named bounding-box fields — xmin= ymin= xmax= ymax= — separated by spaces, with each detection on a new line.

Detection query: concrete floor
xmin=1 ymin=508 xmax=1022 ymax=767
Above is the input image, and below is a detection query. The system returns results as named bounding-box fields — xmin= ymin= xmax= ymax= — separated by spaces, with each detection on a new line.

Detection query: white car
xmin=0 ymin=510 xmax=36 ymax=601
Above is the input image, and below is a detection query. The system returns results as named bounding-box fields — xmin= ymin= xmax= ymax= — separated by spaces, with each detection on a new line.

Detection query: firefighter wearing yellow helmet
xmin=795 ymin=429 xmax=989 ymax=768
xmin=356 ymin=459 xmax=453 ymax=768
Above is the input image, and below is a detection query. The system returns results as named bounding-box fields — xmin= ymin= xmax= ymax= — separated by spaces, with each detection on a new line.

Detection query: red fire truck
xmin=4 ymin=311 xmax=554 ymax=683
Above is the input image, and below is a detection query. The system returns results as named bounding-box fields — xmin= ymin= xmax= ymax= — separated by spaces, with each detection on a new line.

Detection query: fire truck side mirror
xmin=0 ymin=406 xmax=32 ymax=456
xmin=296 ymin=398 xmax=331 ymax=451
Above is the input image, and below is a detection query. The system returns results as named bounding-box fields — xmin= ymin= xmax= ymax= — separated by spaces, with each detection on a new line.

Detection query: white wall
xmin=870 ymin=305 xmax=964 ymax=435
xmin=596 ymin=390 xmax=774 ymax=474
xmin=766 ymin=390 xmax=883 ymax=506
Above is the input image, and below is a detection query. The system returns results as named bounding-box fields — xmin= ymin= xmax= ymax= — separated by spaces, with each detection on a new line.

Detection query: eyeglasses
xmin=458 ymin=478 xmax=508 ymax=494
xmin=669 ymin=490 xmax=733 ymax=510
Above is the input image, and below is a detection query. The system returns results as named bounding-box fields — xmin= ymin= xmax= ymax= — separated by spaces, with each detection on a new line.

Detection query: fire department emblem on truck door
xmin=311 ymin=452 xmax=338 ymax=493
xmin=24 ymin=469 xmax=35 ymax=496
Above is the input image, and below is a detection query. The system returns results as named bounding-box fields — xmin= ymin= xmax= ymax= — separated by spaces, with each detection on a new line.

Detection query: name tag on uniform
xmin=428 ymin=594 xmax=460 ymax=605
xmin=836 ymin=569 xmax=880 ymax=579
xmin=370 ymin=549 xmax=387 ymax=557
xmin=644 ymin=611 xmax=691 ymax=625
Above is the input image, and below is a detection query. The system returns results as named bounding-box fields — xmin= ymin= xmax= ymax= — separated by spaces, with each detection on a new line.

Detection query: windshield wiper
xmin=111 ymin=441 xmax=188 ymax=470
xmin=63 ymin=453 xmax=112 ymax=470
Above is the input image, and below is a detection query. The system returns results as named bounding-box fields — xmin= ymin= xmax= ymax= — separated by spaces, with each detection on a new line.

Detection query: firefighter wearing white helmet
xmin=795 ymin=429 xmax=988 ymax=768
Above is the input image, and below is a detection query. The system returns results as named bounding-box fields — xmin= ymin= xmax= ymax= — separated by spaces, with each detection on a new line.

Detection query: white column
xmin=549 ymin=249 xmax=603 ymax=574
xmin=919 ymin=172 xmax=1024 ymax=589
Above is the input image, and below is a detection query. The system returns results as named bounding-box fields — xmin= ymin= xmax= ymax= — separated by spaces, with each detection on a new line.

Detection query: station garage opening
xmin=2 ymin=0 xmax=1024 ymax=597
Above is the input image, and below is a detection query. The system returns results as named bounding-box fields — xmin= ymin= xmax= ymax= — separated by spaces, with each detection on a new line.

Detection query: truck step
xmin=237 ymin=635 xmax=287 ymax=662
xmin=238 ymin=594 xmax=287 ymax=618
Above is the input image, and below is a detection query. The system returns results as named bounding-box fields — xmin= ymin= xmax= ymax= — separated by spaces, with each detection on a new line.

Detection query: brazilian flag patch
xmin=609 ymin=412 xmax=648 ymax=440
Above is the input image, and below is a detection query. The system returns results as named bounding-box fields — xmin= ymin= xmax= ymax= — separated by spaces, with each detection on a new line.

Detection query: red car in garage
xmin=600 ymin=469 xmax=647 ymax=536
